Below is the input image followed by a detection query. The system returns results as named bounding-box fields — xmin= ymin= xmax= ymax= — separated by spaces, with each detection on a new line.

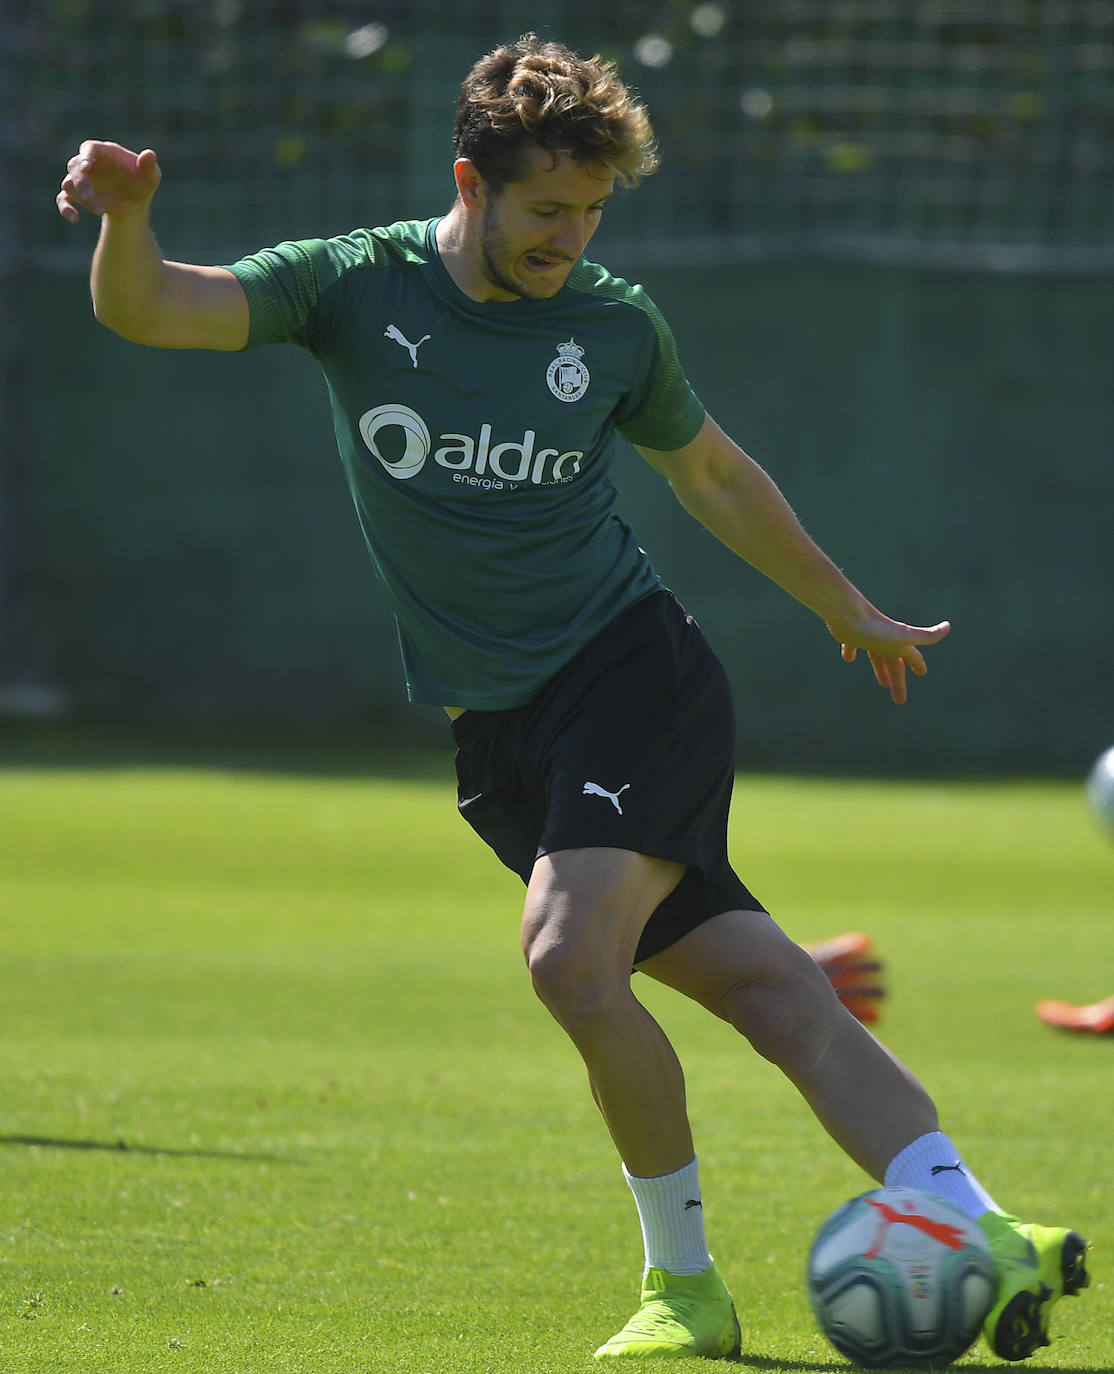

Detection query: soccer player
xmin=57 ymin=34 xmax=1089 ymax=1363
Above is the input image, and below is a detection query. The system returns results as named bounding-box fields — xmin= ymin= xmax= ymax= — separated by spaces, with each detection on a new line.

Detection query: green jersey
xmin=227 ymin=218 xmax=705 ymax=709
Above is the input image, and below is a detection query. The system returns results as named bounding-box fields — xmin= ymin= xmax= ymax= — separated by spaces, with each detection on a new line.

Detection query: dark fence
xmin=6 ymin=2 xmax=1113 ymax=772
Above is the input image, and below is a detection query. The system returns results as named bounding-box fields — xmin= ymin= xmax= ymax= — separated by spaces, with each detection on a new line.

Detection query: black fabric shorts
xmin=450 ymin=590 xmax=766 ymax=965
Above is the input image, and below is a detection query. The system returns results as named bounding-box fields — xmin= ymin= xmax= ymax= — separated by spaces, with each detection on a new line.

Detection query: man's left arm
xmin=637 ymin=414 xmax=950 ymax=705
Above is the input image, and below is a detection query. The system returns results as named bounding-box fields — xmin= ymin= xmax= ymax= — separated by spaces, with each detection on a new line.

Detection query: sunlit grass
xmin=1 ymin=757 xmax=1109 ymax=1372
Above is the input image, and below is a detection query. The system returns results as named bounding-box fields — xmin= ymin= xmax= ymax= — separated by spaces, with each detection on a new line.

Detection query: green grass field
xmin=1 ymin=734 xmax=1110 ymax=1373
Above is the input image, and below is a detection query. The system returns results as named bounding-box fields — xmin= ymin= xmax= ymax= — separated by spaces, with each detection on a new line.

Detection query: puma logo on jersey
xmin=385 ymin=324 xmax=430 ymax=368
xmin=582 ymin=781 xmax=631 ymax=815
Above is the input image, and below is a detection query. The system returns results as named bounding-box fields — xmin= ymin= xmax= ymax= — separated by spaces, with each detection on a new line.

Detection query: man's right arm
xmin=58 ymin=141 xmax=250 ymax=352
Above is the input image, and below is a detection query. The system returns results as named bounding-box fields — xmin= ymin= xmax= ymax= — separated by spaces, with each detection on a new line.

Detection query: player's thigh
xmin=522 ymin=846 xmax=686 ymax=983
xmin=637 ymin=906 xmax=834 ymax=1021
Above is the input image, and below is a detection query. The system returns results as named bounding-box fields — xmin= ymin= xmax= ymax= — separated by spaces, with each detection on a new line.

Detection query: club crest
xmin=546 ymin=338 xmax=590 ymax=403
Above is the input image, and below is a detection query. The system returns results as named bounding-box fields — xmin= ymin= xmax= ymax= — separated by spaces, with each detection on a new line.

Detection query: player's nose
xmin=549 ymin=214 xmax=592 ymax=260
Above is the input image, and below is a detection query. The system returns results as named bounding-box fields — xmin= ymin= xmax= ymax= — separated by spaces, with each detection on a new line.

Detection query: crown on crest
xmin=556 ymin=338 xmax=585 ymax=360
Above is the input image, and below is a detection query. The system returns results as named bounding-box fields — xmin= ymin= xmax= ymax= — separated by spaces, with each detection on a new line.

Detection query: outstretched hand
xmin=828 ymin=611 xmax=951 ymax=705
xmin=57 ymin=141 xmax=161 ymax=224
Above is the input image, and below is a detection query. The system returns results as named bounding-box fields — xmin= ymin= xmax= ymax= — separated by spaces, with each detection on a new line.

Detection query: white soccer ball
xmin=807 ymin=1187 xmax=996 ymax=1368
xmin=1085 ymin=746 xmax=1114 ymax=838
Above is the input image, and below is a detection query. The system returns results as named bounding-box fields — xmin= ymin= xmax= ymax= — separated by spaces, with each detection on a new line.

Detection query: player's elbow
xmin=668 ymin=470 xmax=733 ymax=529
xmin=91 ymin=296 xmax=157 ymax=345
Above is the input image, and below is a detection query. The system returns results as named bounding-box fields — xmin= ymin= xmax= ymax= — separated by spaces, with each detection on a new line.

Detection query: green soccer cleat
xmin=978 ymin=1211 xmax=1091 ymax=1361
xmin=593 ymin=1262 xmax=741 ymax=1361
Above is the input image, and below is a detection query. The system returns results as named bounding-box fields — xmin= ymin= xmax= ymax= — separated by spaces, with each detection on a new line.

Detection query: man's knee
xmin=721 ymin=944 xmax=843 ymax=1069
xmin=524 ymin=927 xmax=619 ymax=1027
xmin=521 ymin=849 xmax=682 ymax=1024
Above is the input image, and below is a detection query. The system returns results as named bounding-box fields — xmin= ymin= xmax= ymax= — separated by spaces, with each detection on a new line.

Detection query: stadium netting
xmin=12 ymin=0 xmax=1114 ymax=273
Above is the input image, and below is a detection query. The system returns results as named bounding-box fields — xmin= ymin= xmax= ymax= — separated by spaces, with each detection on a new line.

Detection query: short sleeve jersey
xmin=226 ymin=218 xmax=705 ymax=710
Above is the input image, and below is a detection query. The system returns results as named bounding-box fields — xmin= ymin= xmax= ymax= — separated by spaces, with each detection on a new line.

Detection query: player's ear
xmin=453 ymin=158 xmax=486 ymax=211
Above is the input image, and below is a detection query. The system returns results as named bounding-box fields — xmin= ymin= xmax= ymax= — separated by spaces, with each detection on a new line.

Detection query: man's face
xmin=475 ymin=147 xmax=614 ymax=301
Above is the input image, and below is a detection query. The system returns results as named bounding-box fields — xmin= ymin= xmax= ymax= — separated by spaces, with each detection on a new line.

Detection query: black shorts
xmin=450 ymin=590 xmax=766 ymax=964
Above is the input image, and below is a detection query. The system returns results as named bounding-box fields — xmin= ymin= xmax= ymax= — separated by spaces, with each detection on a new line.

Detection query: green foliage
xmin=0 ymin=754 xmax=1110 ymax=1372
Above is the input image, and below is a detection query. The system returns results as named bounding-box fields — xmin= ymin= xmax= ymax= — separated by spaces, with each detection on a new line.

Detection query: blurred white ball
xmin=1085 ymin=746 xmax=1114 ymax=838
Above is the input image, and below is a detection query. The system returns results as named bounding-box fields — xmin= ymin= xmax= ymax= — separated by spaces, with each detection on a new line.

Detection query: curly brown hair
xmin=453 ymin=34 xmax=659 ymax=192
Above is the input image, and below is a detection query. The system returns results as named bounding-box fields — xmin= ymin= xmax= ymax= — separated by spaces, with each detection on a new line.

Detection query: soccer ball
xmin=807 ymin=1187 xmax=996 ymax=1368
xmin=1085 ymin=746 xmax=1114 ymax=838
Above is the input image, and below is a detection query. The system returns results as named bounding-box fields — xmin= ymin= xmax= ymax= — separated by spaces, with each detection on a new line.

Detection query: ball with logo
xmin=806 ymin=1187 xmax=996 ymax=1368
xmin=1085 ymin=744 xmax=1114 ymax=839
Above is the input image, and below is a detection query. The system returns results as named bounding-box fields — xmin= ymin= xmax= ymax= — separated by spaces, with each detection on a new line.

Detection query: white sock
xmin=884 ymin=1131 xmax=1000 ymax=1220
xmin=623 ymin=1157 xmax=712 ymax=1276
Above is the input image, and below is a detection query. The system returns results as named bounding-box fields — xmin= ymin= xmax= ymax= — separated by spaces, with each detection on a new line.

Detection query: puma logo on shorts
xmin=582 ymin=781 xmax=631 ymax=815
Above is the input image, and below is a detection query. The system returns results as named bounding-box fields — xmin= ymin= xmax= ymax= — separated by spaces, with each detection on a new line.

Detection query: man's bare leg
xmin=521 ymin=847 xmax=694 ymax=1178
xmin=638 ymin=908 xmax=937 ymax=1178
xmin=521 ymin=848 xmax=743 ymax=1360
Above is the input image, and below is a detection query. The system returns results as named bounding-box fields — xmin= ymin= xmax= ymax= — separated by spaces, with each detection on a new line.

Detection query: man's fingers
xmin=837 ymin=617 xmax=951 ymax=703
xmin=865 ymin=652 xmax=910 ymax=704
xmin=62 ymin=168 xmax=98 ymax=205
xmin=902 ymin=620 xmax=951 ymax=643
xmin=58 ymin=176 xmax=104 ymax=217
xmin=59 ymin=144 xmax=107 ymax=219
xmin=869 ymin=653 xmax=891 ymax=689
xmin=57 ymin=141 xmax=159 ymax=223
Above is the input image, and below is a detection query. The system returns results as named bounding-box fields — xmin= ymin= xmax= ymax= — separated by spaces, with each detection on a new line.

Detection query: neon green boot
xmin=978 ymin=1212 xmax=1090 ymax=1360
xmin=593 ymin=1261 xmax=741 ymax=1361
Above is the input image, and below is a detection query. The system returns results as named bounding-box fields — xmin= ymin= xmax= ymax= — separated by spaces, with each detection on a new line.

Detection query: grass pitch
xmin=1 ymin=733 xmax=1110 ymax=1373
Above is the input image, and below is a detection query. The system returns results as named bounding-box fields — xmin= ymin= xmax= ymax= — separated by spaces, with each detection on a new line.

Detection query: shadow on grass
xmin=742 ymin=1361 xmax=1109 ymax=1374
xmin=739 ymin=1359 xmax=850 ymax=1373
xmin=0 ymin=1133 xmax=283 ymax=1162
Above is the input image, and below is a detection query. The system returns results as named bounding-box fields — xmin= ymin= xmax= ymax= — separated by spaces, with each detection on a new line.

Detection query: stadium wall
xmin=28 ymin=261 xmax=1113 ymax=776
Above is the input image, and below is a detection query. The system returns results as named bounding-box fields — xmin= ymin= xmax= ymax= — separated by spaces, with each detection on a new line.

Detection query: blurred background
xmin=2 ymin=0 xmax=1112 ymax=774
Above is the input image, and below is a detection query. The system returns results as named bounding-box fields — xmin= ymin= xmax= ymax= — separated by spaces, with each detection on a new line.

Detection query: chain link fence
xmin=10 ymin=0 xmax=1114 ymax=273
